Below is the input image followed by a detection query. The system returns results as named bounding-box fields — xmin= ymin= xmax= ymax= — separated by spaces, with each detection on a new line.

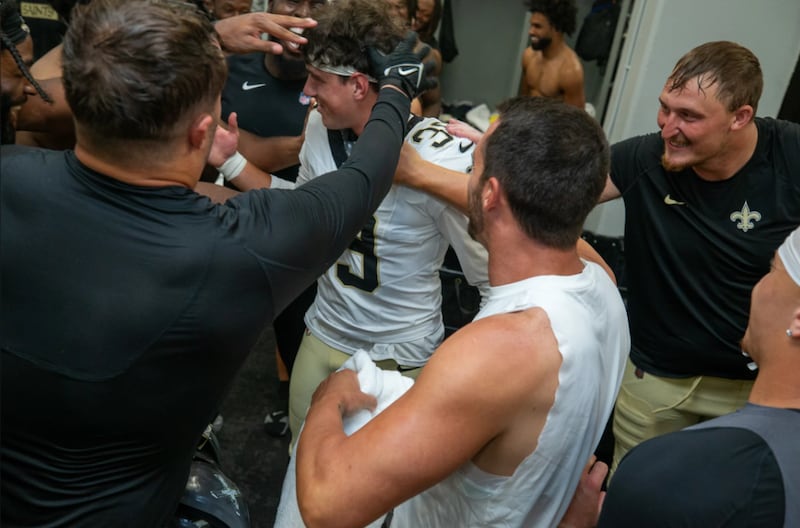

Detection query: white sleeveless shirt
xmin=392 ymin=261 xmax=630 ymax=527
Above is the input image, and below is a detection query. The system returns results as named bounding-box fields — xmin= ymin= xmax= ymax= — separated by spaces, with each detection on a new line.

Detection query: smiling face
xmin=528 ymin=12 xmax=554 ymax=51
xmin=384 ymin=0 xmax=410 ymax=25
xmin=414 ymin=0 xmax=434 ymax=29
xmin=302 ymin=66 xmax=362 ymax=131
xmin=657 ymin=76 xmax=738 ymax=173
xmin=268 ymin=0 xmax=327 ymax=60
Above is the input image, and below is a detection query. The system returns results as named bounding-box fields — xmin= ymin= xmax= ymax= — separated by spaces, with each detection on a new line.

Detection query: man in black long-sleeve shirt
xmin=0 ymin=0 xmax=431 ymax=525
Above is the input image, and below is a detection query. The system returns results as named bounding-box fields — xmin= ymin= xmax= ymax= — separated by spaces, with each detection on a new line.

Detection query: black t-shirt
xmin=599 ymin=426 xmax=787 ymax=527
xmin=221 ymin=52 xmax=310 ymax=181
xmin=610 ymin=118 xmax=800 ymax=378
xmin=0 ymin=88 xmax=408 ymax=526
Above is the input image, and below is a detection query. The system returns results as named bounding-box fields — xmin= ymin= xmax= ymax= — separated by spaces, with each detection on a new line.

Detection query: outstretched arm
xmin=395 ymin=147 xmax=615 ymax=284
xmin=226 ymin=31 xmax=437 ymax=315
xmin=445 ymin=118 xmax=483 ymax=144
xmin=235 ymin=101 xmax=312 ymax=173
xmin=394 ymin=142 xmax=470 ymax=212
xmin=598 ymin=176 xmax=621 ymax=203
xmin=236 ymin=129 xmax=303 ymax=174
xmin=215 ymin=12 xmax=316 ymax=55
xmin=208 ymin=112 xmax=291 ymax=190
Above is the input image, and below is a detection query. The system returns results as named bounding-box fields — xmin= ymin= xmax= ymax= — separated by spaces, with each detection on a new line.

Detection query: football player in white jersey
xmin=289 ymin=0 xmax=489 ymax=451
xmin=207 ymin=0 xmax=489 ymax=452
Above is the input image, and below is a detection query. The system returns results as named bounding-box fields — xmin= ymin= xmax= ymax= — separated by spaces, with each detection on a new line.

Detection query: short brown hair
xmin=62 ymin=0 xmax=226 ymax=147
xmin=668 ymin=41 xmax=762 ymax=114
xmin=303 ymin=0 xmax=405 ymax=77
xmin=482 ymin=97 xmax=609 ymax=249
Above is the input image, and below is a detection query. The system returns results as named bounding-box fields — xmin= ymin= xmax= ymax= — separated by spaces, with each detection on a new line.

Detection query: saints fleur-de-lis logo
xmin=729 ymin=201 xmax=762 ymax=232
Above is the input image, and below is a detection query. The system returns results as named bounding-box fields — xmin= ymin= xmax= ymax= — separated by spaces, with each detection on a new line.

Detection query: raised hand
xmin=367 ymin=31 xmax=437 ymax=100
xmin=209 ymin=112 xmax=241 ymax=168
xmin=215 ymin=13 xmax=317 ymax=55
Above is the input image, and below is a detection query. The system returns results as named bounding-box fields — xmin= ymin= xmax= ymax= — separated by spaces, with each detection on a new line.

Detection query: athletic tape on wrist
xmin=218 ymin=151 xmax=247 ymax=181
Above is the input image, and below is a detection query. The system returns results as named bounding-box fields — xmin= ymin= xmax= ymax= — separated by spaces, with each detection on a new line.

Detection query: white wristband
xmin=217 ymin=151 xmax=247 ymax=181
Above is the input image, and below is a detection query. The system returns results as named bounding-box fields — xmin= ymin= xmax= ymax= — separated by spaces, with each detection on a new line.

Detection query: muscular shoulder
xmin=559 ymin=48 xmax=584 ymax=78
xmin=30 ymin=43 xmax=63 ymax=79
xmin=430 ymin=308 xmax=560 ymax=384
xmin=521 ymin=46 xmax=534 ymax=67
xmin=561 ymin=46 xmax=583 ymax=68
xmin=522 ymin=47 xmax=545 ymax=74
xmin=408 ymin=307 xmax=563 ymax=474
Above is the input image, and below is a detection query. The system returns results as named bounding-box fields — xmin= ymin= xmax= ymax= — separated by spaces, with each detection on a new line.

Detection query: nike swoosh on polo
xmin=242 ymin=81 xmax=267 ymax=91
xmin=664 ymin=194 xmax=687 ymax=206
xmin=458 ymin=141 xmax=473 ymax=153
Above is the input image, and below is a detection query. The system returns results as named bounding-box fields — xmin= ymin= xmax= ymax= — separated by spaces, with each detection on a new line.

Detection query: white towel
xmin=274 ymin=350 xmax=415 ymax=527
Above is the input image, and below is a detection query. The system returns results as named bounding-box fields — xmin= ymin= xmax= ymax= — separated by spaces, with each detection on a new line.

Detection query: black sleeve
xmin=598 ymin=427 xmax=785 ymax=527
xmin=225 ymin=88 xmax=409 ymax=315
xmin=609 ymin=133 xmax=660 ymax=195
xmin=772 ymin=118 xmax=800 ymax=193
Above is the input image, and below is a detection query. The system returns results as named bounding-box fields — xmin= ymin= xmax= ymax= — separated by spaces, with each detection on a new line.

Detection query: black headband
xmin=1 ymin=5 xmax=30 ymax=46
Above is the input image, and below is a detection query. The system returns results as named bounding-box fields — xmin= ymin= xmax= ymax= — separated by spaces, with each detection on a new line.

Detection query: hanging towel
xmin=275 ymin=350 xmax=415 ymax=527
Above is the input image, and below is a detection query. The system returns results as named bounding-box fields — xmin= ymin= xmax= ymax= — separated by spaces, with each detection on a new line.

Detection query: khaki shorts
xmin=612 ymin=358 xmax=752 ymax=474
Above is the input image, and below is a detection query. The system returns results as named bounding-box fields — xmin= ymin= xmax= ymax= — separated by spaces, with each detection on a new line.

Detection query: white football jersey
xmin=297 ymin=110 xmax=489 ymax=366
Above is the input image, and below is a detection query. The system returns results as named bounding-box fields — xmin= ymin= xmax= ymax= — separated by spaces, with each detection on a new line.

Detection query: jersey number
xmin=410 ymin=123 xmax=454 ymax=148
xmin=337 ymin=216 xmax=379 ymax=292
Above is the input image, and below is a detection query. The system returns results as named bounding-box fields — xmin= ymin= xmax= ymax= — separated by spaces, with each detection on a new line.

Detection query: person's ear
xmin=350 ymin=73 xmax=372 ymax=101
xmin=483 ymin=176 xmax=501 ymax=211
xmin=788 ymin=307 xmax=800 ymax=341
xmin=189 ymin=113 xmax=216 ymax=151
xmin=731 ymin=105 xmax=754 ymax=131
